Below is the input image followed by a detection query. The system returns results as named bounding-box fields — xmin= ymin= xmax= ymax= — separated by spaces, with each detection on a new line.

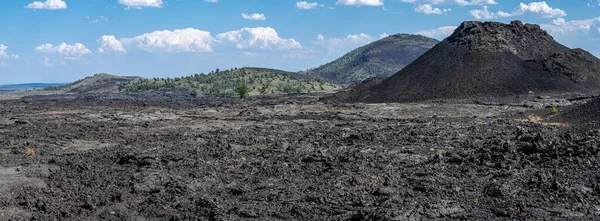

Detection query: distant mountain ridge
xmin=0 ymin=83 xmax=65 ymax=92
xmin=304 ymin=34 xmax=439 ymax=85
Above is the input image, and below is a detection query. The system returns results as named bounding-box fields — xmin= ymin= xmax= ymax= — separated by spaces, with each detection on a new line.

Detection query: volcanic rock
xmin=329 ymin=20 xmax=600 ymax=103
xmin=550 ymin=97 xmax=600 ymax=130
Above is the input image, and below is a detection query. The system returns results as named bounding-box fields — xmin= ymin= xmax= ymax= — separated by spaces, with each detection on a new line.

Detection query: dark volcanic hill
xmin=305 ymin=34 xmax=439 ymax=85
xmin=329 ymin=20 xmax=600 ymax=103
xmin=550 ymin=97 xmax=600 ymax=130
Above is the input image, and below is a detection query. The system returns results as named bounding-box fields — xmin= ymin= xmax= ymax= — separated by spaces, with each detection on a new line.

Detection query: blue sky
xmin=0 ymin=0 xmax=599 ymax=84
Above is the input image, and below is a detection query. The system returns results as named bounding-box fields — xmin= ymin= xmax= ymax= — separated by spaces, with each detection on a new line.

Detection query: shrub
xmin=551 ymin=106 xmax=558 ymax=114
xmin=25 ymin=147 xmax=35 ymax=156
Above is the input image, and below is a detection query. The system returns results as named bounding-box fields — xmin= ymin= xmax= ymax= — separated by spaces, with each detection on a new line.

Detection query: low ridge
xmin=44 ymin=73 xmax=141 ymax=94
xmin=305 ymin=34 xmax=439 ymax=85
xmin=329 ymin=21 xmax=600 ymax=103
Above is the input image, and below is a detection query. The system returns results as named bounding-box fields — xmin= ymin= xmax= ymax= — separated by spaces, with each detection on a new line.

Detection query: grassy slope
xmin=305 ymin=34 xmax=439 ymax=85
xmin=124 ymin=67 xmax=343 ymax=96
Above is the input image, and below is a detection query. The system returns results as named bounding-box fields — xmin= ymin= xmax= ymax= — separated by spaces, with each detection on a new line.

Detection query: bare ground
xmin=0 ymin=94 xmax=598 ymax=220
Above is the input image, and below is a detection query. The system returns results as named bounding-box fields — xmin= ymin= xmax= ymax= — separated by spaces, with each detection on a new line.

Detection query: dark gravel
xmin=0 ymin=95 xmax=599 ymax=220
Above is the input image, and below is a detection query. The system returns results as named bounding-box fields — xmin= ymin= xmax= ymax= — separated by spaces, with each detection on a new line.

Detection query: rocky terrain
xmin=0 ymin=93 xmax=599 ymax=220
xmin=330 ymin=20 xmax=600 ymax=103
xmin=549 ymin=97 xmax=600 ymax=131
xmin=1 ymin=19 xmax=599 ymax=221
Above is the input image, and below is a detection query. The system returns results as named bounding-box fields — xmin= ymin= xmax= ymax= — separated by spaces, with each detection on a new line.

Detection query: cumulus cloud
xmin=98 ymin=27 xmax=302 ymax=54
xmin=241 ymin=13 xmax=267 ymax=20
xmin=0 ymin=45 xmax=19 ymax=59
xmin=216 ymin=27 xmax=302 ymax=50
xmin=511 ymin=2 xmax=566 ymax=18
xmin=379 ymin=33 xmax=389 ymax=39
xmin=204 ymin=0 xmax=218 ymax=2
xmin=0 ymin=61 xmax=8 ymax=68
xmin=470 ymin=6 xmax=511 ymax=19
xmin=296 ymin=1 xmax=320 ymax=9
xmin=470 ymin=2 xmax=566 ymax=20
xmin=335 ymin=0 xmax=384 ymax=6
xmin=35 ymin=43 xmax=92 ymax=59
xmin=345 ymin=33 xmax=374 ymax=43
xmin=541 ymin=17 xmax=600 ymax=36
xmin=400 ymin=0 xmax=497 ymax=6
xmin=118 ymin=0 xmax=163 ymax=9
xmin=414 ymin=4 xmax=451 ymax=14
xmin=25 ymin=0 xmax=67 ymax=10
xmin=98 ymin=35 xmax=127 ymax=53
xmin=314 ymin=33 xmax=373 ymax=55
xmin=415 ymin=26 xmax=457 ymax=40
xmin=120 ymin=28 xmax=214 ymax=53
xmin=316 ymin=34 xmax=325 ymax=41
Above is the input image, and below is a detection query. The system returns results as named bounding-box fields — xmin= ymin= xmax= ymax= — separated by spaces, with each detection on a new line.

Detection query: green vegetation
xmin=551 ymin=106 xmax=559 ymax=114
xmin=124 ymin=67 xmax=342 ymax=97
xmin=235 ymin=83 xmax=249 ymax=99
xmin=304 ymin=34 xmax=439 ymax=85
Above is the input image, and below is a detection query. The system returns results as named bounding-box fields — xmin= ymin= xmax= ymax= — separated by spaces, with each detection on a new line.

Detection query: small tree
xmin=235 ymin=83 xmax=249 ymax=99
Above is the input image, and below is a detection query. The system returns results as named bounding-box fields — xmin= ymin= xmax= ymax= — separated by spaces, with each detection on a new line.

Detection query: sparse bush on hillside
xmin=123 ymin=67 xmax=343 ymax=97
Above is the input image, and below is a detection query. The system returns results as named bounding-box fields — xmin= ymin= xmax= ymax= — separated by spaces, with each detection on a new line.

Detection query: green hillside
xmin=124 ymin=67 xmax=342 ymax=97
xmin=305 ymin=34 xmax=439 ymax=85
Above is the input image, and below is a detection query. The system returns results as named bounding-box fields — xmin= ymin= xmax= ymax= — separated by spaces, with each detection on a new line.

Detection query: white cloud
xmin=86 ymin=16 xmax=108 ymax=23
xmin=469 ymin=2 xmax=565 ymax=20
xmin=0 ymin=45 xmax=19 ymax=59
xmin=204 ymin=0 xmax=218 ymax=2
xmin=400 ymin=0 xmax=497 ymax=6
xmin=415 ymin=26 xmax=457 ymax=40
xmin=379 ymin=33 xmax=389 ymax=39
xmin=118 ymin=0 xmax=163 ymax=9
xmin=345 ymin=33 xmax=373 ymax=43
xmin=35 ymin=43 xmax=92 ymax=59
xmin=42 ymin=56 xmax=54 ymax=67
xmin=511 ymin=2 xmax=566 ymax=18
xmin=296 ymin=1 xmax=320 ymax=9
xmin=120 ymin=28 xmax=214 ymax=53
xmin=469 ymin=5 xmax=511 ymax=19
xmin=25 ymin=0 xmax=67 ymax=10
xmin=217 ymin=27 xmax=302 ymax=50
xmin=241 ymin=13 xmax=267 ymax=20
xmin=316 ymin=34 xmax=325 ymax=41
xmin=98 ymin=35 xmax=127 ymax=53
xmin=313 ymin=33 xmax=373 ymax=55
xmin=0 ymin=61 xmax=8 ymax=68
xmin=414 ymin=4 xmax=450 ymax=14
xmin=541 ymin=17 xmax=600 ymax=36
xmin=335 ymin=0 xmax=384 ymax=6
